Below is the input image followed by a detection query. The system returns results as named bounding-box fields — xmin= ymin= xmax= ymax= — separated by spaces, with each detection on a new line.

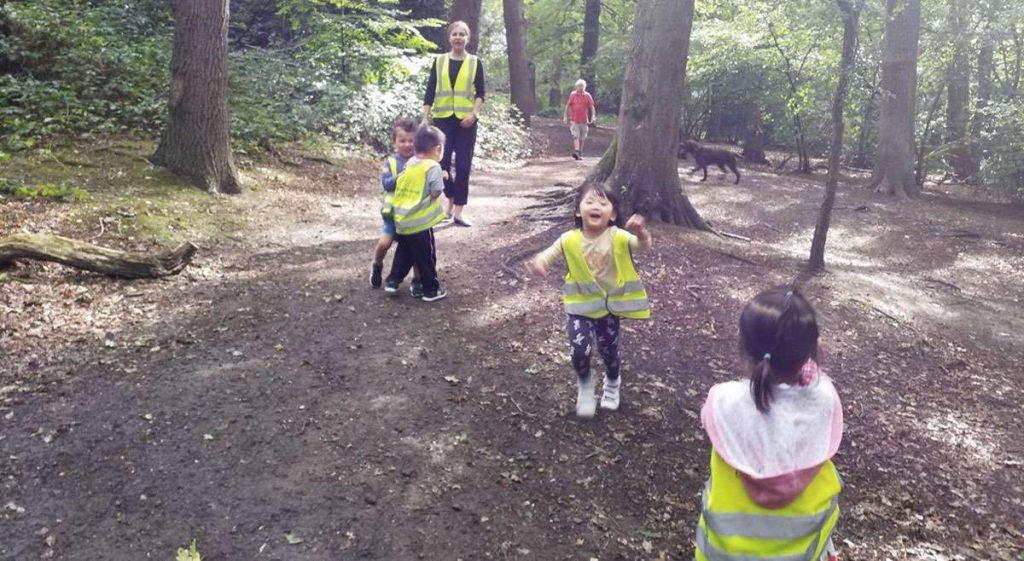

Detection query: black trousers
xmin=386 ymin=228 xmax=439 ymax=293
xmin=567 ymin=314 xmax=621 ymax=382
xmin=435 ymin=117 xmax=477 ymax=206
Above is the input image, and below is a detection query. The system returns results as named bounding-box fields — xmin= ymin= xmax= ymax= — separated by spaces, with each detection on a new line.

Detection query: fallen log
xmin=0 ymin=234 xmax=197 ymax=278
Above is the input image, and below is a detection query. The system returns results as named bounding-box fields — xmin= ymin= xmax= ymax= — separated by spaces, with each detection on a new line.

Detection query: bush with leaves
xmin=0 ymin=0 xmax=171 ymax=150
xmin=978 ymin=101 xmax=1024 ymax=200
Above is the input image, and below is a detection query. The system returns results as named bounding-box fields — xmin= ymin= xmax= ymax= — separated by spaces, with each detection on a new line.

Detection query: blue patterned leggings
xmin=567 ymin=314 xmax=620 ymax=382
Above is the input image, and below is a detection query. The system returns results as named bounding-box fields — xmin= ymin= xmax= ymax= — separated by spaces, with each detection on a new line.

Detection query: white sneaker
xmin=576 ymin=377 xmax=597 ymax=419
xmin=600 ymin=376 xmax=620 ymax=411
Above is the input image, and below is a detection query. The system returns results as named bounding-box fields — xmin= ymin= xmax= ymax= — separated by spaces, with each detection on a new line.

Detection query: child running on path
xmin=382 ymin=126 xmax=449 ymax=302
xmin=371 ymin=119 xmax=422 ymax=295
xmin=697 ymin=287 xmax=843 ymax=561
xmin=526 ymin=182 xmax=652 ymax=418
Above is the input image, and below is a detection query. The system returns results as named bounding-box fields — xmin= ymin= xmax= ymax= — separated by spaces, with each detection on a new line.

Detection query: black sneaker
xmin=384 ymin=280 xmax=400 ymax=295
xmin=421 ymin=285 xmax=448 ymax=302
xmin=452 ymin=216 xmax=472 ymax=227
xmin=410 ymin=280 xmax=424 ymax=298
xmin=571 ymin=151 xmax=581 ymax=160
xmin=370 ymin=262 xmax=383 ymax=289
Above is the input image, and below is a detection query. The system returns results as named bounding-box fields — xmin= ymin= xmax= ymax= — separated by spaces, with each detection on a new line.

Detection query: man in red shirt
xmin=563 ymin=79 xmax=596 ymax=160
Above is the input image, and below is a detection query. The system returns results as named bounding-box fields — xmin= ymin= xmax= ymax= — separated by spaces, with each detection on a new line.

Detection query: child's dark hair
xmin=739 ymin=286 xmax=820 ymax=413
xmin=574 ymin=182 xmax=624 ymax=228
xmin=391 ymin=118 xmax=417 ymax=140
xmin=414 ymin=126 xmax=444 ymax=154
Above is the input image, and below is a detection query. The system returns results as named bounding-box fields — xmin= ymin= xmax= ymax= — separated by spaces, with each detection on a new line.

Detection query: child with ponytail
xmin=696 ymin=286 xmax=843 ymax=561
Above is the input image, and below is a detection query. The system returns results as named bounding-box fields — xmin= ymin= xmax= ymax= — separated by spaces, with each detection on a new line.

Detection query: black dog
xmin=678 ymin=140 xmax=741 ymax=184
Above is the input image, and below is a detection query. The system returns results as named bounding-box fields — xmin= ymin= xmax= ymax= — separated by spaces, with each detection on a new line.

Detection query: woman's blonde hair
xmin=447 ymin=20 xmax=471 ymax=38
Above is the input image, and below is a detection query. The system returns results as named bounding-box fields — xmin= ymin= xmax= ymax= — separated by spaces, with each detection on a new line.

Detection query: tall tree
xmin=968 ymin=0 xmax=1000 ymax=176
xmin=449 ymin=0 xmax=482 ymax=53
xmin=810 ymin=0 xmax=862 ymax=270
xmin=503 ymin=0 xmax=537 ymax=123
xmin=945 ymin=0 xmax=972 ymax=178
xmin=580 ymin=0 xmax=602 ymax=103
xmin=867 ymin=0 xmax=921 ymax=198
xmin=151 ymin=0 xmax=240 ymax=194
xmin=591 ymin=0 xmax=706 ymax=228
xmin=768 ymin=23 xmax=814 ymax=173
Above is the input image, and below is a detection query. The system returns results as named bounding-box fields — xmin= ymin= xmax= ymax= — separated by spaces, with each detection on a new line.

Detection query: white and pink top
xmin=700 ymin=360 xmax=843 ymax=508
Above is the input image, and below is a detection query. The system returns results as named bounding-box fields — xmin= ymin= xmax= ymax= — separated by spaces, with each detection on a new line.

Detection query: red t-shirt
xmin=567 ymin=91 xmax=595 ymax=124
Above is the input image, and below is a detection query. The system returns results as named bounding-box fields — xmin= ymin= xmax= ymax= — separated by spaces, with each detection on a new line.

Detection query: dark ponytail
xmin=739 ymin=287 xmax=820 ymax=413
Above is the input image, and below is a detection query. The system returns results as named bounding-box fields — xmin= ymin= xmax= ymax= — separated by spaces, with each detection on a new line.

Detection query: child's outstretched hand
xmin=442 ymin=170 xmax=450 ymax=181
xmin=525 ymin=258 xmax=548 ymax=277
xmin=625 ymin=214 xmax=647 ymax=236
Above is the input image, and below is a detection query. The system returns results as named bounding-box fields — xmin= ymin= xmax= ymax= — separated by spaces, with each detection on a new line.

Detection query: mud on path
xmin=1 ymin=121 xmax=1023 ymax=560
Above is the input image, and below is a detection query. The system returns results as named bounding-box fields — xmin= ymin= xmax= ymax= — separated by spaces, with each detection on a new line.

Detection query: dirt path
xmin=2 ymin=122 xmax=1023 ymax=560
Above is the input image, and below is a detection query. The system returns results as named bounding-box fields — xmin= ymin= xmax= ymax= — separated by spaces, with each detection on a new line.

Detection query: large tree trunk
xmin=449 ymin=0 xmax=483 ymax=54
xmin=503 ymin=0 xmax=537 ymax=124
xmin=945 ymin=0 xmax=972 ymax=179
xmin=810 ymin=0 xmax=862 ymax=270
xmin=151 ymin=0 xmax=240 ymax=195
xmin=580 ymin=0 xmax=602 ymax=103
xmin=595 ymin=0 xmax=706 ymax=229
xmin=0 ymin=234 xmax=197 ymax=278
xmin=867 ymin=0 xmax=921 ymax=198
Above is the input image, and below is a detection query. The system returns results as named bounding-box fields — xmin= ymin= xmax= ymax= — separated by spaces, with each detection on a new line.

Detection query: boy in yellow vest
xmin=383 ymin=126 xmax=449 ymax=302
xmin=371 ymin=119 xmax=423 ymax=295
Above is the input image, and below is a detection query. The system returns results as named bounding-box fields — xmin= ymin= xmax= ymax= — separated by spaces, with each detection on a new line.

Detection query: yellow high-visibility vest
xmin=432 ymin=54 xmax=479 ymax=119
xmin=696 ymin=449 xmax=841 ymax=561
xmin=561 ymin=228 xmax=650 ymax=320
xmin=390 ymin=159 xmax=444 ymax=235
xmin=380 ymin=156 xmax=399 ymax=218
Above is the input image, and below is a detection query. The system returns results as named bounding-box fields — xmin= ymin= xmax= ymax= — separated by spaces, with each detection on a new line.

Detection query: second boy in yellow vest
xmin=383 ymin=126 xmax=449 ymax=302
xmin=526 ymin=183 xmax=652 ymax=418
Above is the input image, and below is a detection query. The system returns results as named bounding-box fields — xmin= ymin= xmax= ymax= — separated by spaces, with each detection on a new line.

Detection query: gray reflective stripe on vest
xmin=701 ymin=502 xmax=837 ymax=541
xmin=397 ymin=205 xmax=444 ymax=231
xmin=695 ymin=525 xmax=821 ymax=561
xmin=461 ymin=57 xmax=477 ymax=97
xmin=606 ymin=298 xmax=649 ymax=313
xmin=565 ymin=299 xmax=608 ymax=315
xmin=562 ymin=281 xmax=602 ymax=296
xmin=606 ymin=280 xmax=645 ymax=296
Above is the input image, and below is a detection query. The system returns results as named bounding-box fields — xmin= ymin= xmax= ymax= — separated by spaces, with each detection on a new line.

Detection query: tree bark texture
xmin=810 ymin=0 xmax=861 ymax=271
xmin=867 ymin=0 xmax=921 ymax=197
xmin=580 ymin=0 xmax=602 ymax=103
xmin=0 ymin=234 xmax=197 ymax=278
xmin=502 ymin=0 xmax=537 ymax=124
xmin=604 ymin=0 xmax=706 ymax=229
xmin=151 ymin=0 xmax=240 ymax=195
xmin=945 ymin=0 xmax=972 ymax=178
xmin=449 ymin=0 xmax=483 ymax=54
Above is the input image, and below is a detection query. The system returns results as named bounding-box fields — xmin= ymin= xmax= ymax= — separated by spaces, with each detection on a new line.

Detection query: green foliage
xmin=0 ymin=0 xmax=171 ymax=150
xmin=175 ymin=539 xmax=202 ymax=561
xmin=0 ymin=179 xmax=89 ymax=201
xmin=979 ymin=101 xmax=1024 ymax=199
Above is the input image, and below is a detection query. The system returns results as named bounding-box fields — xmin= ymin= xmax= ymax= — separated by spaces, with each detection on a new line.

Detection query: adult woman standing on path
xmin=421 ymin=20 xmax=485 ymax=228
